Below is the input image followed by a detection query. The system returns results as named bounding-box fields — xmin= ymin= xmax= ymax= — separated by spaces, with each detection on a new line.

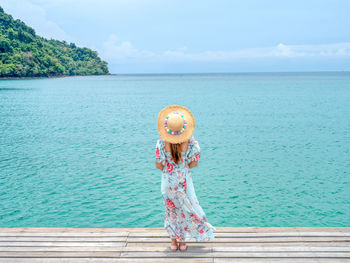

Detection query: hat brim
xmin=157 ymin=105 xmax=195 ymax=144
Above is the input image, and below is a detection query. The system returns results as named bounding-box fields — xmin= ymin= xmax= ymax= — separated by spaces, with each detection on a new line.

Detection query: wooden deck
xmin=0 ymin=227 xmax=349 ymax=262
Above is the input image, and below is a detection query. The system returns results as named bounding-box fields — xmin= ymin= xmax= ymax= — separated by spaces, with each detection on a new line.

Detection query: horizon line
xmin=112 ymin=70 xmax=350 ymax=75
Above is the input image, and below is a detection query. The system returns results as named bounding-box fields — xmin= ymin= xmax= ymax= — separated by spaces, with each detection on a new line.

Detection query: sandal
xmin=170 ymin=243 xmax=178 ymax=252
xmin=179 ymin=243 xmax=187 ymax=252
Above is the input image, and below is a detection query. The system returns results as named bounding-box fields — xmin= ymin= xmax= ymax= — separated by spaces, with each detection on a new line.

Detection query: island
xmin=0 ymin=6 xmax=109 ymax=78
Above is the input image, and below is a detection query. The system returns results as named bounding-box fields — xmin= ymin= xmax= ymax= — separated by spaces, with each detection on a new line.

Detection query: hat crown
xmin=167 ymin=112 xmax=184 ymax=132
xmin=157 ymin=105 xmax=194 ymax=144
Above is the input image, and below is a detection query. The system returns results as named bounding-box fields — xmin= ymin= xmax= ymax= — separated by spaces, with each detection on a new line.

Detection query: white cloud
xmin=100 ymin=36 xmax=350 ymax=64
xmin=272 ymin=42 xmax=350 ymax=58
xmin=100 ymin=34 xmax=155 ymax=62
xmin=0 ymin=0 xmax=73 ymax=42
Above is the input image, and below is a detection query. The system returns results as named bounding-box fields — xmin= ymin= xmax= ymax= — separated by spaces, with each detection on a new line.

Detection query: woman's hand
xmin=188 ymin=160 xmax=198 ymax=169
xmin=155 ymin=161 xmax=165 ymax=171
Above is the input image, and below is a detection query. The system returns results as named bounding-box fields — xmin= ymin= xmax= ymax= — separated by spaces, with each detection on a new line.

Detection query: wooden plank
xmin=119 ymin=251 xmax=350 ymax=258
xmin=0 ymin=237 xmax=127 ymax=242
xmin=1 ymin=245 xmax=350 ymax=252
xmin=211 ymin=246 xmax=350 ymax=252
xmin=0 ymin=242 xmax=126 ymax=247
xmin=2 ymin=259 xmax=348 ymax=263
xmin=0 ymin=228 xmax=162 ymax=233
xmin=126 ymin=237 xmax=350 ymax=242
xmin=126 ymin=242 xmax=350 ymax=247
xmin=0 ymin=259 xmax=213 ymax=263
xmin=0 ymin=251 xmax=348 ymax=258
xmin=1 ymin=227 xmax=349 ymax=233
xmin=215 ymin=227 xmax=350 ymax=233
xmin=128 ymin=232 xmax=350 ymax=237
xmin=0 ymin=260 xmax=346 ymax=263
xmin=216 ymin=260 xmax=350 ymax=263
xmin=214 ymin=227 xmax=350 ymax=232
xmin=0 ymin=246 xmax=209 ymax=252
xmin=0 ymin=246 xmax=126 ymax=252
xmin=0 ymin=232 xmax=128 ymax=237
xmin=0 ymin=252 xmax=122 ymax=257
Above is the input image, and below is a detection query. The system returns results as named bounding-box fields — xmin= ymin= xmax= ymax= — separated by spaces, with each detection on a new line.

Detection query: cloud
xmin=0 ymin=0 xmax=73 ymax=42
xmin=272 ymin=42 xmax=350 ymax=57
xmin=100 ymin=34 xmax=155 ymax=62
xmin=100 ymin=35 xmax=350 ymax=64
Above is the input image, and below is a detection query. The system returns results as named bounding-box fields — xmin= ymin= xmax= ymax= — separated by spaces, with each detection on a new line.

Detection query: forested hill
xmin=0 ymin=6 xmax=109 ymax=78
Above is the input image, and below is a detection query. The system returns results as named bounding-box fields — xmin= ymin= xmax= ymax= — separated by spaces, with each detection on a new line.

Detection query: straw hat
xmin=157 ymin=105 xmax=195 ymax=144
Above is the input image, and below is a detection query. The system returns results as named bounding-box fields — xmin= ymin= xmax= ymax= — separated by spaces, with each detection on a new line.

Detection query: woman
xmin=155 ymin=105 xmax=216 ymax=252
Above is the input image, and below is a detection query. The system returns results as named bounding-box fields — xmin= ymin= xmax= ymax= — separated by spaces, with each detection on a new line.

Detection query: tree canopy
xmin=0 ymin=6 xmax=109 ymax=77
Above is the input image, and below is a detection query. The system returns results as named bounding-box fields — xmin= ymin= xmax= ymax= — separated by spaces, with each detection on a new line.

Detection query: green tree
xmin=0 ymin=5 xmax=110 ymax=78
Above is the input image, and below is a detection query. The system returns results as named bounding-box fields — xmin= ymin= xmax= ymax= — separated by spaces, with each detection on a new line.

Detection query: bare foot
xmin=179 ymin=241 xmax=187 ymax=252
xmin=170 ymin=239 xmax=178 ymax=251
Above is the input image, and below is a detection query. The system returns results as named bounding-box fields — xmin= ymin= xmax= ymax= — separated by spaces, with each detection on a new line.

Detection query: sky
xmin=1 ymin=0 xmax=350 ymax=74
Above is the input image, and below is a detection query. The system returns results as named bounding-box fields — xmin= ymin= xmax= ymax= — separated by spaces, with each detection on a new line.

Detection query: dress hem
xmin=165 ymin=225 xmax=216 ymax=242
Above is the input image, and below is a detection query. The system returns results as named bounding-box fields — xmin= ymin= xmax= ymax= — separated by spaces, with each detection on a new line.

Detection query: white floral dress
xmin=155 ymin=135 xmax=216 ymax=241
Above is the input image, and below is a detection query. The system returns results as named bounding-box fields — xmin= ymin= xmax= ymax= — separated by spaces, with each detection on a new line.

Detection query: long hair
xmin=170 ymin=142 xmax=182 ymax=165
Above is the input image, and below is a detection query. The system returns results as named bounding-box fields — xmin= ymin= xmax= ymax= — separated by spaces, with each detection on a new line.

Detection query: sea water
xmin=0 ymin=72 xmax=349 ymax=227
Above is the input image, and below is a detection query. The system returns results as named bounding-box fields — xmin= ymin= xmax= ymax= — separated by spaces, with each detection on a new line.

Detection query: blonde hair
xmin=170 ymin=142 xmax=182 ymax=165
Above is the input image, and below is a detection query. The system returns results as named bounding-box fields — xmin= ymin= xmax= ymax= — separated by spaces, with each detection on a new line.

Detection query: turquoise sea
xmin=0 ymin=72 xmax=349 ymax=228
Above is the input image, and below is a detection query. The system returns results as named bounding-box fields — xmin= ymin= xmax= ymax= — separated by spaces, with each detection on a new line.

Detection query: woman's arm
xmin=187 ymin=136 xmax=200 ymax=169
xmin=155 ymin=139 xmax=166 ymax=171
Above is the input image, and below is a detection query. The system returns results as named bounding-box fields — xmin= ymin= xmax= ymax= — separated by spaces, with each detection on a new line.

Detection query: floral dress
xmin=155 ymin=135 xmax=216 ymax=242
